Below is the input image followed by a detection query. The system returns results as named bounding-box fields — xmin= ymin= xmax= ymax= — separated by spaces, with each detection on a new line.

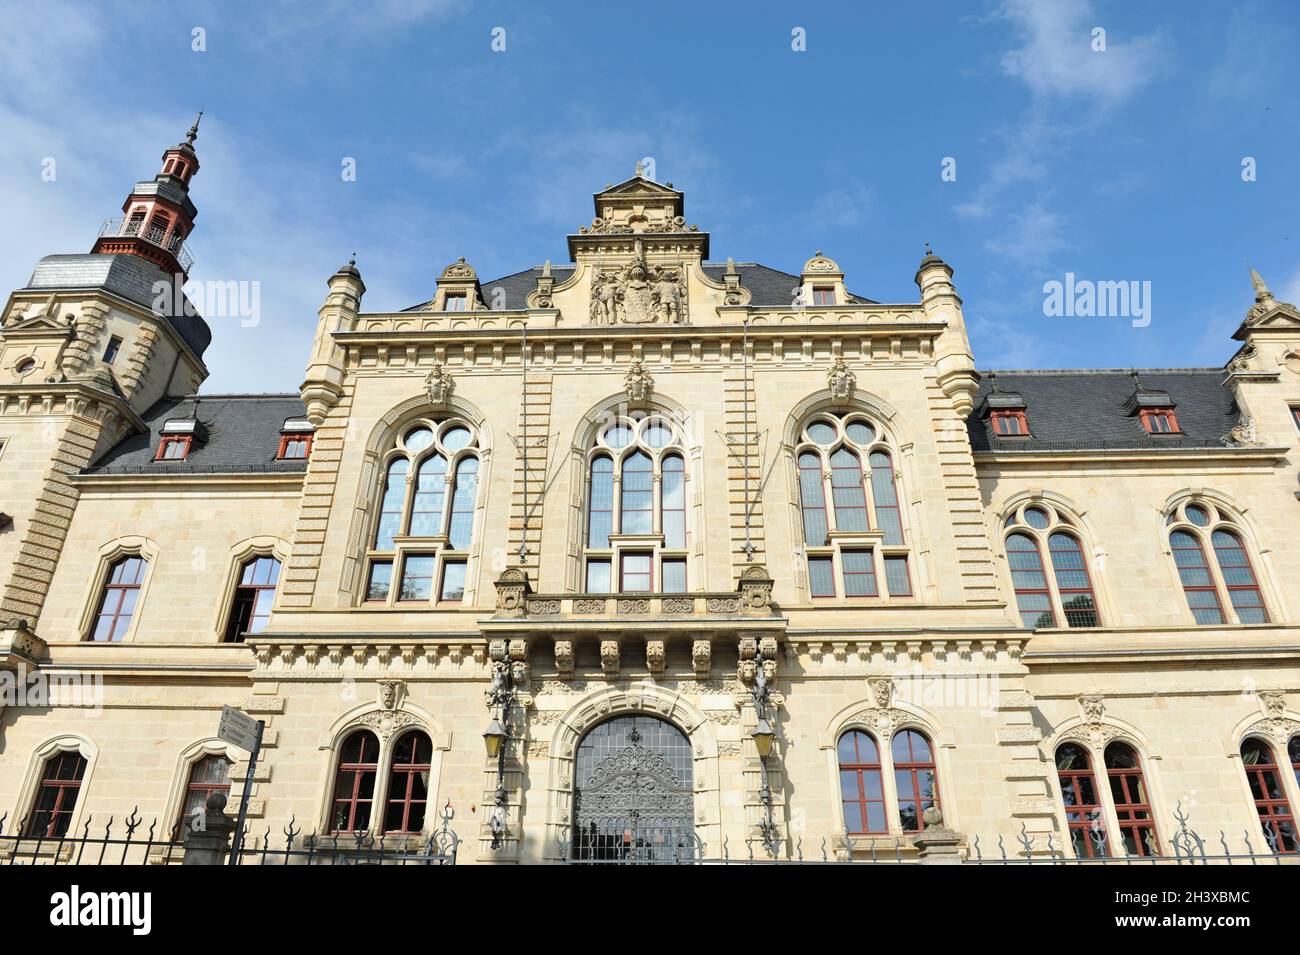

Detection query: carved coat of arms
xmin=589 ymin=243 xmax=688 ymax=325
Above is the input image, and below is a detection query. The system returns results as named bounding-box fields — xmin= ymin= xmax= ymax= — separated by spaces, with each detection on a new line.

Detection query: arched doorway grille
xmin=568 ymin=715 xmax=697 ymax=862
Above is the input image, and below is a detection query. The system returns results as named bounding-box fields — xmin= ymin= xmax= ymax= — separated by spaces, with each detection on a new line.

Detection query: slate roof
xmin=25 ymin=254 xmax=213 ymax=359
xmin=84 ymin=394 xmax=308 ymax=475
xmin=967 ymin=369 xmax=1239 ymax=452
xmin=402 ymin=262 xmax=873 ymax=311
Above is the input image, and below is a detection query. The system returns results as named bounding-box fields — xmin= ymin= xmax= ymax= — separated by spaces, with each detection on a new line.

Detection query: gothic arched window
xmin=892 ymin=729 xmax=939 ymax=833
xmin=1003 ymin=502 xmax=1099 ymax=629
xmin=330 ymin=730 xmax=380 ymax=833
xmin=582 ymin=413 xmax=690 ymax=594
xmin=1240 ymin=737 xmax=1298 ymax=853
xmin=383 ymin=731 xmax=433 ymax=835
xmin=90 ymin=555 xmax=148 ymax=642
xmin=1104 ymin=742 xmax=1158 ymax=857
xmin=794 ymin=411 xmax=910 ymax=600
xmin=24 ymin=750 xmax=87 ymax=838
xmin=837 ymin=730 xmax=887 ymax=834
xmin=1055 ymin=744 xmax=1107 ymax=858
xmin=1166 ymin=500 xmax=1269 ymax=626
xmin=365 ymin=419 xmax=481 ymax=606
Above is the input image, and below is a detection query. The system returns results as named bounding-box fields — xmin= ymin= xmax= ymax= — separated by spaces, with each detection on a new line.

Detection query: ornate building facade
xmin=2 ymin=127 xmax=1299 ymax=863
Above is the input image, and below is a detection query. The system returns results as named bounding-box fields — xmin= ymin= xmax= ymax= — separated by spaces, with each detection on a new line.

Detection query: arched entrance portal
xmin=570 ymin=715 xmax=696 ymax=861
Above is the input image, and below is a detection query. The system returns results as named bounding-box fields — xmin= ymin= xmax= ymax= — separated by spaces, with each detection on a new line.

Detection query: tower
xmin=89 ymin=113 xmax=202 ymax=278
xmin=0 ymin=118 xmax=212 ymax=638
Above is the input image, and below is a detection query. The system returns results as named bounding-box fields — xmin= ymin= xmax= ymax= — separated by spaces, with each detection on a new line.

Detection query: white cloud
xmin=983 ymin=200 xmax=1067 ymax=268
xmin=997 ymin=0 xmax=1169 ymax=104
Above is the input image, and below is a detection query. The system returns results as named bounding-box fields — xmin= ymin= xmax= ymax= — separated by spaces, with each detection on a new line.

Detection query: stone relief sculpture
xmin=425 ymin=361 xmax=453 ymax=405
xmin=588 ymin=241 xmax=688 ymax=325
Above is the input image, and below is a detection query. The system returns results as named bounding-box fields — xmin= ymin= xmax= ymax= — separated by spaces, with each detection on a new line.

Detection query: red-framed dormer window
xmin=156 ymin=435 xmax=192 ymax=461
xmin=277 ymin=432 xmax=313 ymax=460
xmin=812 ymin=286 xmax=835 ymax=306
xmin=991 ymin=409 xmax=1029 ymax=436
xmin=1140 ymin=408 xmax=1180 ymax=434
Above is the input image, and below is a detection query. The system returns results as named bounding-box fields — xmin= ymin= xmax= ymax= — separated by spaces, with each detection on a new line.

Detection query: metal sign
xmin=218 ymin=705 xmax=260 ymax=752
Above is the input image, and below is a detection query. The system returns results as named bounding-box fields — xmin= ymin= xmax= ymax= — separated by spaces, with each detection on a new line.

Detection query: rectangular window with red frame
xmin=991 ymin=410 xmax=1028 ymax=435
xmin=278 ymin=432 xmax=313 ymax=459
xmin=156 ymin=435 xmax=191 ymax=460
xmin=1140 ymin=408 xmax=1179 ymax=434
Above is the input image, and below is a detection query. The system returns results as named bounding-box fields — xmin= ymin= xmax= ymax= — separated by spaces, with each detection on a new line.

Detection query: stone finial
xmin=1244 ymin=268 xmax=1299 ymax=325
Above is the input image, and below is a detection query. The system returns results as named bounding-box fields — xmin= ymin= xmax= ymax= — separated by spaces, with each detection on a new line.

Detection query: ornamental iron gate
xmin=567 ymin=716 xmax=697 ymax=862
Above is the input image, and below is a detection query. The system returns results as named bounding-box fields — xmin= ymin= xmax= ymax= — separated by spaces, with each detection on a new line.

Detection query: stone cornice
xmin=0 ymin=381 xmax=147 ymax=433
xmin=71 ymin=471 xmax=306 ymax=491
xmin=973 ymin=446 xmax=1289 ymax=467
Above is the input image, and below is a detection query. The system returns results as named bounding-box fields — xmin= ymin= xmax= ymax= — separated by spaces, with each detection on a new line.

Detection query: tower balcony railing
xmin=98 ymin=217 xmax=194 ymax=272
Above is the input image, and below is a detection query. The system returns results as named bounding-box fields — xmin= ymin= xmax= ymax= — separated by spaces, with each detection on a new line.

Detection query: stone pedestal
xmin=183 ymin=793 xmax=237 ymax=865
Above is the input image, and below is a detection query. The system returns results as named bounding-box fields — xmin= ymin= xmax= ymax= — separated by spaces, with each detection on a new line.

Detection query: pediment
xmin=596 ymin=175 xmax=683 ymax=202
xmin=1 ymin=312 xmax=72 ymax=335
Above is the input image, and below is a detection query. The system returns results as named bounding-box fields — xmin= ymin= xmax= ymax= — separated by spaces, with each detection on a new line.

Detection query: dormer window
xmin=278 ymin=433 xmax=312 ymax=459
xmin=156 ymin=416 xmax=204 ymax=461
xmin=156 ymin=435 xmax=191 ymax=460
xmin=1140 ymin=408 xmax=1180 ymax=434
xmin=812 ymin=286 xmax=835 ymax=306
xmin=277 ymin=417 xmax=315 ymax=459
xmin=444 ymin=293 xmax=466 ymax=311
xmin=991 ymin=409 xmax=1029 ymax=436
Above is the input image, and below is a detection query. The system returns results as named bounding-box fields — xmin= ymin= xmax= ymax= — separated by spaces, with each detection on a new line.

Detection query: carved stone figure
xmin=425 ymin=361 xmax=453 ymax=405
xmin=652 ymin=267 xmax=685 ymax=324
xmin=378 ymin=680 xmax=402 ymax=711
xmin=1221 ymin=415 xmax=1257 ymax=447
xmin=828 ymin=359 xmax=856 ymax=400
xmin=590 ymin=270 xmax=619 ymax=325
xmin=624 ymin=360 xmax=654 ymax=403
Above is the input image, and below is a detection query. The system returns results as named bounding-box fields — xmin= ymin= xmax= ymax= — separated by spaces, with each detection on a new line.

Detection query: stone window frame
xmin=1161 ymin=492 xmax=1276 ymax=628
xmin=315 ymin=700 xmax=450 ymax=839
xmin=350 ymin=399 xmax=492 ymax=609
xmin=784 ymin=393 xmax=922 ymax=606
xmin=78 ymin=537 xmax=159 ymax=644
xmin=11 ymin=734 xmax=99 ymax=842
xmin=162 ymin=738 xmax=234 ymax=837
xmin=1046 ymin=719 xmax=1167 ymax=861
xmin=580 ymin=410 xmax=692 ymax=595
xmin=821 ymin=698 xmax=954 ymax=847
xmin=564 ymin=393 xmax=706 ymax=594
xmin=213 ymin=537 xmax=289 ymax=644
xmin=998 ymin=496 xmax=1104 ymax=630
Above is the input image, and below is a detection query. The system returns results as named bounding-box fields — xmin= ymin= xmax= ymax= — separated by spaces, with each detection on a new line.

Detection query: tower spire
xmin=89 ymin=115 xmax=203 ymax=276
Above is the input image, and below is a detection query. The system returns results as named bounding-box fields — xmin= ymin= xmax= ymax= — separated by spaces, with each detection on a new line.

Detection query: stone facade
xmin=1 ymin=158 xmax=1299 ymax=864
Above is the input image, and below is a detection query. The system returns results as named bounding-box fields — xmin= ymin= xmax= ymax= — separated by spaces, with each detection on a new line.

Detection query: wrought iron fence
xmin=967 ymin=806 xmax=1292 ymax=866
xmin=0 ymin=809 xmax=185 ymax=865
xmin=558 ymin=806 xmax=1296 ymax=866
xmin=232 ymin=802 xmax=460 ymax=865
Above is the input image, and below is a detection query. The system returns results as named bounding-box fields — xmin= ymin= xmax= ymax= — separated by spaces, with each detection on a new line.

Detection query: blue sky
xmin=1 ymin=0 xmax=1298 ymax=392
